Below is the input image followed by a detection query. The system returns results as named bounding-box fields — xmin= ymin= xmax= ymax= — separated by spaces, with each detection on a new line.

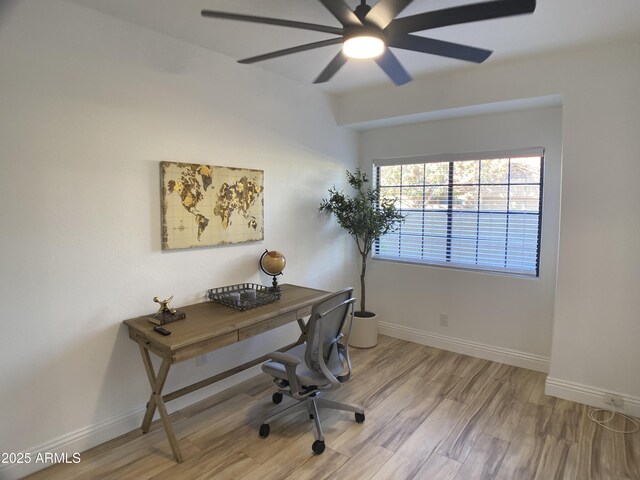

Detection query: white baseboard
xmin=545 ymin=377 xmax=640 ymax=417
xmin=378 ymin=321 xmax=550 ymax=373
xmin=0 ymin=365 xmax=263 ymax=480
xmin=0 ymin=405 xmax=147 ymax=480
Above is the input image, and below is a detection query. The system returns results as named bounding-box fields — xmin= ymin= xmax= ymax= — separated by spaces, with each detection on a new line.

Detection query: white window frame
xmin=373 ymin=148 xmax=545 ymax=277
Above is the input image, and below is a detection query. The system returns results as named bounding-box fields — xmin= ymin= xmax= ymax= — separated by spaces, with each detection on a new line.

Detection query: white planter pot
xmin=349 ymin=312 xmax=378 ymax=348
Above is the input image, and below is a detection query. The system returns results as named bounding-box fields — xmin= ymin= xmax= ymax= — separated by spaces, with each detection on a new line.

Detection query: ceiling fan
xmin=201 ymin=0 xmax=536 ymax=86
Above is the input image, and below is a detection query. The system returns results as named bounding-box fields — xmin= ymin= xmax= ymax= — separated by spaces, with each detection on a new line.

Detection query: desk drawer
xmin=238 ymin=311 xmax=297 ymax=340
xmin=173 ymin=331 xmax=238 ymax=363
xmin=131 ymin=332 xmax=169 ymax=358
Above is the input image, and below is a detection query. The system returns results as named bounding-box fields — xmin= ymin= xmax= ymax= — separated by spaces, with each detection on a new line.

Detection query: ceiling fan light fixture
xmin=342 ymin=35 xmax=385 ymax=59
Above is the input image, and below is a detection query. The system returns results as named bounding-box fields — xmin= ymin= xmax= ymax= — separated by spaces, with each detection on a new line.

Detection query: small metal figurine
xmin=149 ymin=295 xmax=186 ymax=325
xmin=154 ymin=295 xmax=177 ymax=316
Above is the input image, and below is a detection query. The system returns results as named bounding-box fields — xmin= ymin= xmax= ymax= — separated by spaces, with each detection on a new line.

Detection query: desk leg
xmin=138 ymin=344 xmax=183 ymax=463
xmin=140 ymin=348 xmax=157 ymax=433
xmin=296 ymin=318 xmax=308 ymax=344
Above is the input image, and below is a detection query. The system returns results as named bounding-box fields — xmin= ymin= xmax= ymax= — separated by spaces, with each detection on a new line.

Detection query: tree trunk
xmin=359 ymin=253 xmax=367 ymax=313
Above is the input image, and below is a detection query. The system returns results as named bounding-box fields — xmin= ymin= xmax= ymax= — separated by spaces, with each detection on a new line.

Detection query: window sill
xmin=372 ymin=255 xmax=539 ymax=279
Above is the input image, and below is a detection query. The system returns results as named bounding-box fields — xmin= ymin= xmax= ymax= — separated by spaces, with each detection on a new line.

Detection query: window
xmin=374 ymin=149 xmax=544 ymax=276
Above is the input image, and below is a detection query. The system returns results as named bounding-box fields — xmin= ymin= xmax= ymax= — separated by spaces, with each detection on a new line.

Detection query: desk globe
xmin=259 ymin=250 xmax=286 ymax=291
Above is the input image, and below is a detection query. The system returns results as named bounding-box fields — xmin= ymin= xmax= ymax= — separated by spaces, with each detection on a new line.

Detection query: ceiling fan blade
xmin=375 ymin=49 xmax=412 ymax=85
xmin=388 ymin=0 xmax=536 ymax=34
xmin=238 ymin=38 xmax=343 ymax=64
xmin=317 ymin=0 xmax=362 ymax=27
xmin=389 ymin=34 xmax=492 ymax=63
xmin=314 ymin=51 xmax=349 ymax=83
xmin=201 ymin=10 xmax=343 ymax=36
xmin=365 ymin=0 xmax=414 ymax=29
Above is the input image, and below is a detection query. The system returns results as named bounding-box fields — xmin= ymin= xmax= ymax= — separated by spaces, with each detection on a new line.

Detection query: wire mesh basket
xmin=207 ymin=283 xmax=281 ymax=311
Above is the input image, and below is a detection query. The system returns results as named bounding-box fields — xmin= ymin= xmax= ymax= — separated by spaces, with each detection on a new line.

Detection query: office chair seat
xmin=258 ymin=288 xmax=365 ymax=455
xmin=261 ymin=344 xmax=344 ymax=386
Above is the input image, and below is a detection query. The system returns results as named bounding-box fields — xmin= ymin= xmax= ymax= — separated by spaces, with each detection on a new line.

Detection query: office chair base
xmin=259 ymin=392 xmax=365 ymax=454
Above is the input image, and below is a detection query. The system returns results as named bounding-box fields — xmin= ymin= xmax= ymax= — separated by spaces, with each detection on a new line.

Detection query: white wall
xmin=360 ymin=107 xmax=562 ymax=370
xmin=0 ymin=1 xmax=357 ymax=477
xmin=342 ymin=40 xmax=640 ymax=412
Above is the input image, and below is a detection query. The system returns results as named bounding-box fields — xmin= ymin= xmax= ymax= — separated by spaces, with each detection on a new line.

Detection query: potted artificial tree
xmin=320 ymin=169 xmax=404 ymax=348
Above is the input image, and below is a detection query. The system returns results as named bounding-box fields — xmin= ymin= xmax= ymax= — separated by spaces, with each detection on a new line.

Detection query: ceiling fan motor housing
xmin=343 ymin=25 xmax=385 ymax=43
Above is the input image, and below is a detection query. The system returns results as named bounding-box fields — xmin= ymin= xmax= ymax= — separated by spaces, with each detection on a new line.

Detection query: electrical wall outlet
xmin=603 ymin=393 xmax=624 ymax=408
xmin=439 ymin=313 xmax=449 ymax=327
xmin=195 ymin=354 xmax=208 ymax=367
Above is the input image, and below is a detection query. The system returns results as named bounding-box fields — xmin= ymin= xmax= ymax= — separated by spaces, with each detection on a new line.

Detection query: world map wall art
xmin=160 ymin=161 xmax=264 ymax=250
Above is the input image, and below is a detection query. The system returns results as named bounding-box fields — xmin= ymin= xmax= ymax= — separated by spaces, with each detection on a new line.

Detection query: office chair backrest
xmin=304 ymin=288 xmax=354 ymax=373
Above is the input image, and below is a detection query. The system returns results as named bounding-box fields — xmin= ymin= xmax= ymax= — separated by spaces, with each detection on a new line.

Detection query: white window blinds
xmin=374 ymin=149 xmax=544 ymax=276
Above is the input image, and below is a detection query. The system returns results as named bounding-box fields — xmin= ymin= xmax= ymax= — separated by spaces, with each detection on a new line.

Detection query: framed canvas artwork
xmin=160 ymin=162 xmax=264 ymax=250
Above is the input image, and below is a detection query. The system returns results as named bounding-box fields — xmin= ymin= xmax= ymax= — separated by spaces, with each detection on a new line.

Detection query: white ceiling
xmin=64 ymin=0 xmax=640 ymax=94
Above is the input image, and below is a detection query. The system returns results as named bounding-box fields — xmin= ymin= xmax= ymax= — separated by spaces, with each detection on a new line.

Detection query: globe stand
xmin=269 ymin=274 xmax=281 ymax=292
xmin=259 ymin=250 xmax=284 ymax=293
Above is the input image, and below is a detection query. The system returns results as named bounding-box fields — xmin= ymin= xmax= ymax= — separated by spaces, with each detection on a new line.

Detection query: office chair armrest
xmin=266 ymin=352 xmax=301 ymax=366
xmin=266 ymin=352 xmax=302 ymax=395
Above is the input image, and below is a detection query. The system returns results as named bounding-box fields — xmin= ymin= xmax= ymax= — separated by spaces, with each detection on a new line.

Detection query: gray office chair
xmin=258 ymin=288 xmax=365 ymax=454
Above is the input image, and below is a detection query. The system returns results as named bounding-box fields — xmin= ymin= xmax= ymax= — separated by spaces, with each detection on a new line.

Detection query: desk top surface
xmin=124 ymin=284 xmax=329 ymax=351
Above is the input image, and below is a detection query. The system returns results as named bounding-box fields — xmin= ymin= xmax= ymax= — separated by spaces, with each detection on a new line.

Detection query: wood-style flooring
xmin=26 ymin=336 xmax=640 ymax=480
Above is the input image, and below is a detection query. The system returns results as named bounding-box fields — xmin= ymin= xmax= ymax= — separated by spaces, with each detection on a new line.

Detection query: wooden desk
xmin=124 ymin=284 xmax=329 ymax=462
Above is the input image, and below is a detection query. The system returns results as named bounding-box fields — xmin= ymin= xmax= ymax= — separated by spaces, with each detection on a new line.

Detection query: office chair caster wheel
xmin=355 ymin=412 xmax=365 ymax=423
xmin=312 ymin=440 xmax=325 ymax=455
xmin=259 ymin=424 xmax=270 ymax=438
xmin=272 ymin=392 xmax=283 ymax=404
